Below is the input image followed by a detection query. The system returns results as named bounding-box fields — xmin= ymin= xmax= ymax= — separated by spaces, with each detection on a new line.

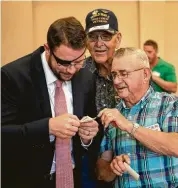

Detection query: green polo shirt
xmin=152 ymin=58 xmax=177 ymax=92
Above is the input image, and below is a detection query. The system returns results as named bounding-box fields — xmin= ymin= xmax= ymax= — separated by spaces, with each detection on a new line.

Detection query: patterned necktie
xmin=54 ymin=80 xmax=74 ymax=188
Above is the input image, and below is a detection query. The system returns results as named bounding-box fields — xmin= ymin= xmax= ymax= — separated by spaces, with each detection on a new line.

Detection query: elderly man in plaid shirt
xmin=97 ymin=47 xmax=178 ymax=188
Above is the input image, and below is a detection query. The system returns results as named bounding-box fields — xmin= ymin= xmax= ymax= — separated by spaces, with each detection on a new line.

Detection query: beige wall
xmin=2 ymin=1 xmax=178 ymax=94
xmin=2 ymin=2 xmax=34 ymax=64
xmin=32 ymin=1 xmax=139 ymax=50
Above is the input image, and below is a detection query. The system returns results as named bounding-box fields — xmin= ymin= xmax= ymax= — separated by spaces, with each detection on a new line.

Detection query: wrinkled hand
xmin=98 ymin=108 xmax=132 ymax=132
xmin=110 ymin=154 xmax=130 ymax=176
xmin=49 ymin=113 xmax=80 ymax=139
xmin=79 ymin=120 xmax=99 ymax=144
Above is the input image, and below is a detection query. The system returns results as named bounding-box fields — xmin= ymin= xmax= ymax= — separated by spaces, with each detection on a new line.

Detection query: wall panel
xmin=139 ymin=1 xmax=178 ymax=95
xmin=2 ymin=1 xmax=178 ymax=95
xmin=2 ymin=1 xmax=33 ymax=64
xmin=32 ymin=2 xmax=139 ymax=49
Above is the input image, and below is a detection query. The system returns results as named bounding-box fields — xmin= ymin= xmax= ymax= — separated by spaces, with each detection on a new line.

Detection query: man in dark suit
xmin=1 ymin=17 xmax=103 ymax=188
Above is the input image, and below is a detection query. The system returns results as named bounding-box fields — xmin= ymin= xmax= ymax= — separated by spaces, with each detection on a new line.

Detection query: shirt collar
xmin=41 ymin=51 xmax=72 ymax=87
xmin=86 ymin=56 xmax=112 ymax=81
xmin=41 ymin=51 xmax=57 ymax=85
xmin=85 ymin=56 xmax=97 ymax=74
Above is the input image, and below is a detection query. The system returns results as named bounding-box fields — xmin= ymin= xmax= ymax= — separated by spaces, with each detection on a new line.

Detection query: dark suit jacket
xmin=1 ymin=47 xmax=104 ymax=188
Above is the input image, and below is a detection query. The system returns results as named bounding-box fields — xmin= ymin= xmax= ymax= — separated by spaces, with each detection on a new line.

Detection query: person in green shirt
xmin=144 ymin=39 xmax=177 ymax=93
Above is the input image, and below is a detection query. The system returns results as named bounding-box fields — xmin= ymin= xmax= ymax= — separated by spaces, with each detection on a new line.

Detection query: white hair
xmin=114 ymin=47 xmax=150 ymax=68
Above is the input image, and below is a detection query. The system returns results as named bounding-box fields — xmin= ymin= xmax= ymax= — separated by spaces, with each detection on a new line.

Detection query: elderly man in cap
xmin=80 ymin=8 xmax=122 ymax=188
xmin=96 ymin=47 xmax=178 ymax=188
xmin=85 ymin=8 xmax=122 ymax=113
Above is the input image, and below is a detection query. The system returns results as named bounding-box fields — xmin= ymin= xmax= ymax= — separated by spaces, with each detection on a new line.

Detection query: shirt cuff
xmin=80 ymin=137 xmax=93 ymax=150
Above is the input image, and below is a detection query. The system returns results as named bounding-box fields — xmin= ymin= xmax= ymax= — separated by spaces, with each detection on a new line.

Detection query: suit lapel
xmin=30 ymin=47 xmax=52 ymax=118
xmin=72 ymin=73 xmax=84 ymax=119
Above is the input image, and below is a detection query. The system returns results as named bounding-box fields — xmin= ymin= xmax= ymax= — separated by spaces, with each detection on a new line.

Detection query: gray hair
xmin=114 ymin=47 xmax=150 ymax=68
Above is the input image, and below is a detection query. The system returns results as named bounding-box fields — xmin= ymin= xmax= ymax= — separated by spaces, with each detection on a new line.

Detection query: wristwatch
xmin=130 ymin=123 xmax=140 ymax=137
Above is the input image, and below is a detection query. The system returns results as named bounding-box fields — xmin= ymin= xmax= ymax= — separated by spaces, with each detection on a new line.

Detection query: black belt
xmin=44 ymin=173 xmax=56 ymax=181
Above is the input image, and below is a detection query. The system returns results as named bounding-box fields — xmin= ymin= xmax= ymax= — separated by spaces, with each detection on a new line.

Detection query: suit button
xmin=32 ymin=145 xmax=42 ymax=148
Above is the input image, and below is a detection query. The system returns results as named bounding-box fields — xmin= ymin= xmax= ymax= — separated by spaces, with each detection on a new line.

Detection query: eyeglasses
xmin=51 ymin=50 xmax=86 ymax=69
xmin=111 ymin=68 xmax=145 ymax=80
xmin=87 ymin=32 xmax=116 ymax=42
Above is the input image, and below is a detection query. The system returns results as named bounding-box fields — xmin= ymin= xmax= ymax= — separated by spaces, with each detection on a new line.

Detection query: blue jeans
xmin=81 ymin=154 xmax=96 ymax=188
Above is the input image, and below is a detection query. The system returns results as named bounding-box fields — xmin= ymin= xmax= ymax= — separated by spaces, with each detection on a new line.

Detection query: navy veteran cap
xmin=85 ymin=9 xmax=118 ymax=34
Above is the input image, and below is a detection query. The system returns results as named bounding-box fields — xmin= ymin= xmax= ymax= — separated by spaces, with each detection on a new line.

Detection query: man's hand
xmin=98 ymin=108 xmax=133 ymax=133
xmin=151 ymin=73 xmax=160 ymax=82
xmin=49 ymin=113 xmax=80 ymax=139
xmin=78 ymin=120 xmax=99 ymax=144
xmin=110 ymin=154 xmax=130 ymax=176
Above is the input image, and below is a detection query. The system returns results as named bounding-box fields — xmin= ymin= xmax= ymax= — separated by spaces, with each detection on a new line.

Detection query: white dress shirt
xmin=41 ymin=51 xmax=92 ymax=174
xmin=41 ymin=52 xmax=74 ymax=173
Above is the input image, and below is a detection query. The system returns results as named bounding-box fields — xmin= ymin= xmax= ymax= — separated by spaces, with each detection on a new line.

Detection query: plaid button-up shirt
xmin=100 ymin=87 xmax=178 ymax=188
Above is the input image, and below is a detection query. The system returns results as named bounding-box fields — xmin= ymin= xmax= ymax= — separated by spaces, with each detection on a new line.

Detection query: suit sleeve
xmin=83 ymin=73 xmax=105 ymax=179
xmin=84 ymin=73 xmax=104 ymax=150
xmin=1 ymin=68 xmax=50 ymax=145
